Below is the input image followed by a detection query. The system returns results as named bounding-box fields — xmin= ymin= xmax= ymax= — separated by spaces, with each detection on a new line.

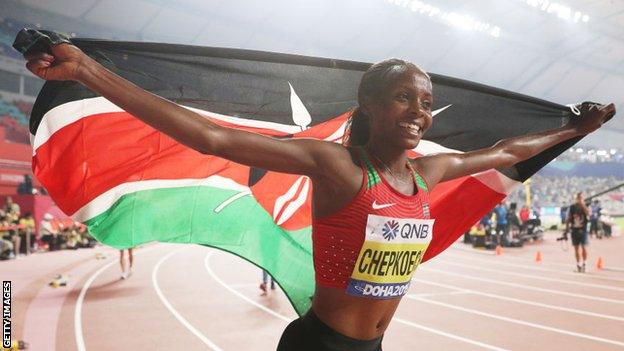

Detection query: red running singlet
xmin=313 ymin=148 xmax=433 ymax=299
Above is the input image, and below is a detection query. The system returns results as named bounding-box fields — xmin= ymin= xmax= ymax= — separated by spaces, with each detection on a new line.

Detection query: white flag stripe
xmin=277 ymin=177 xmax=311 ymax=225
xmin=273 ymin=176 xmax=305 ymax=220
xmin=71 ymin=176 xmax=249 ymax=222
xmin=32 ymin=96 xmax=304 ymax=155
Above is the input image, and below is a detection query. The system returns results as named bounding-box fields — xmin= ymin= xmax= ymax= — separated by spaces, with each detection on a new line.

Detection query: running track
xmin=2 ymin=231 xmax=623 ymax=350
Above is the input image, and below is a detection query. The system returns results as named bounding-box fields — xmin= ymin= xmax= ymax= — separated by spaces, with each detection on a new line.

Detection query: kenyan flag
xmin=19 ymin=29 xmax=588 ymax=316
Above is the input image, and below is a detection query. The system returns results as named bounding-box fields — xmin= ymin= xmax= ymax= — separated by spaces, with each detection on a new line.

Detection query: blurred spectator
xmin=0 ymin=234 xmax=13 ymax=259
xmin=589 ymin=200 xmax=602 ymax=239
xmin=0 ymin=211 xmax=16 ymax=259
xmin=560 ymin=206 xmax=568 ymax=224
xmin=519 ymin=205 xmax=530 ymax=224
xmin=0 ymin=197 xmax=20 ymax=254
xmin=493 ymin=202 xmax=509 ymax=246
xmin=17 ymin=174 xmax=35 ymax=195
xmin=3 ymin=196 xmax=20 ymax=223
xmin=260 ymin=269 xmax=276 ymax=296
xmin=120 ymin=248 xmax=134 ymax=279
xmin=18 ymin=212 xmax=35 ymax=254
xmin=39 ymin=213 xmax=60 ymax=251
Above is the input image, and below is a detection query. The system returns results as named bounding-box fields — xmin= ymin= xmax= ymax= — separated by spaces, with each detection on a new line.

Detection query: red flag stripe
xmin=32 ymin=97 xmax=349 ymax=154
xmin=33 ymin=100 xmax=517 ymax=221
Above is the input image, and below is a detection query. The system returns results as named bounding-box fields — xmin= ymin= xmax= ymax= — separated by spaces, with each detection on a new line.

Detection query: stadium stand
xmin=507 ymin=175 xmax=624 ymax=215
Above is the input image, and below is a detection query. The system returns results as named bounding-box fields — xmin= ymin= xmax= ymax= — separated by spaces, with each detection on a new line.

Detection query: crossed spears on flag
xmin=213 ymin=83 xmax=452 ymax=227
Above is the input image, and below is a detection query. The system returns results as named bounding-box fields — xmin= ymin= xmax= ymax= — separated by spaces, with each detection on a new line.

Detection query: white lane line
xmin=443 ymin=250 xmax=624 ymax=283
xmin=448 ymin=246 xmax=624 ymax=282
xmin=204 ymin=252 xmax=292 ymax=323
xmin=153 ymin=248 xmax=223 ymax=351
xmin=421 ymin=267 xmax=624 ymax=305
xmin=391 ymin=318 xmax=509 ymax=351
xmin=412 ymin=278 xmax=624 ymax=322
xmin=410 ymin=291 xmax=471 ymax=298
xmin=204 ymin=251 xmax=507 ymax=351
xmin=75 ymin=246 xmax=159 ymax=351
xmin=229 ymin=283 xmax=260 ymax=289
xmin=437 ymin=259 xmax=624 ymax=292
xmin=409 ymin=296 xmax=624 ymax=348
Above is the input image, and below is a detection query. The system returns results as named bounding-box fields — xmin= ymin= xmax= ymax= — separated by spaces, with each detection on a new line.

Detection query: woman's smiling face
xmin=364 ymin=68 xmax=433 ymax=150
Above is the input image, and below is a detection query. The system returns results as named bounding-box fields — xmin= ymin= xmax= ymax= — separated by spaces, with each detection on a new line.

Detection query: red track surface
xmin=2 ymin=231 xmax=624 ymax=350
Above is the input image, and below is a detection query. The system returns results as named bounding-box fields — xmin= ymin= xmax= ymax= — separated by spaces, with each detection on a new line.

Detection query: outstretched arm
xmin=414 ymin=102 xmax=616 ymax=189
xmin=25 ymin=43 xmax=344 ymax=177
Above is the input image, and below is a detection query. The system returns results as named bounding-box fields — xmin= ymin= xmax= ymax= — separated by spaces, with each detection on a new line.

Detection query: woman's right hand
xmin=25 ymin=43 xmax=88 ymax=82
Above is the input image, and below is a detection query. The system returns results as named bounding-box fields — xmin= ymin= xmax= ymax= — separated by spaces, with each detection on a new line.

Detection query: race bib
xmin=346 ymin=215 xmax=434 ymax=299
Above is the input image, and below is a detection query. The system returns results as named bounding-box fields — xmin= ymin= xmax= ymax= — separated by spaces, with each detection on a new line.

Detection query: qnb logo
xmin=382 ymin=220 xmax=399 ymax=241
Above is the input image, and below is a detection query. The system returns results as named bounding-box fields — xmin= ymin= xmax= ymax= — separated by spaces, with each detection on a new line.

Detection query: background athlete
xmin=566 ymin=192 xmax=591 ymax=273
xmin=24 ymin=43 xmax=615 ymax=350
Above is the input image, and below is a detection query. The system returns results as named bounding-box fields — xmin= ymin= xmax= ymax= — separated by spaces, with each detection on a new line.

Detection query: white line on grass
xmin=411 ymin=278 xmax=624 ymax=322
xmin=409 ymin=296 xmax=624 ymax=347
xmin=203 ymin=250 xmax=508 ymax=351
xmin=153 ymin=248 xmax=223 ymax=351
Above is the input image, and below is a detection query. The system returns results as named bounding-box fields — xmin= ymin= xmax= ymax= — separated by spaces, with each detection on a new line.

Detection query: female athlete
xmin=25 ymin=44 xmax=615 ymax=351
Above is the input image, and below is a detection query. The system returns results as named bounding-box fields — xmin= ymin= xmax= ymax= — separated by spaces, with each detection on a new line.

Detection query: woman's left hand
xmin=567 ymin=102 xmax=616 ymax=135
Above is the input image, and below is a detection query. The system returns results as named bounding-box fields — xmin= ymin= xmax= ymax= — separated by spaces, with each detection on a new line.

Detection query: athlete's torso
xmin=311 ymin=148 xmax=433 ymax=339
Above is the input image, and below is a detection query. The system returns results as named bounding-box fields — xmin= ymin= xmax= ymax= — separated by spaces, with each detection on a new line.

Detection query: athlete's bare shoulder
xmin=309 ymin=140 xmax=361 ymax=181
xmin=311 ymin=143 xmax=364 ymax=217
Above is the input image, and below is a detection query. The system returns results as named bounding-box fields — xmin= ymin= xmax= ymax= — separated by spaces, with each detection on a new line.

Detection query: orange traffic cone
xmin=495 ymin=245 xmax=503 ymax=255
xmin=596 ymin=257 xmax=604 ymax=270
xmin=535 ymin=251 xmax=542 ymax=263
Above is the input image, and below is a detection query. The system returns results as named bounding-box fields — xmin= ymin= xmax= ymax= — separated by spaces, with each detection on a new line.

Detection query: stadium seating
xmin=0 ymin=97 xmax=32 ymax=144
xmin=508 ymin=175 xmax=624 ymax=215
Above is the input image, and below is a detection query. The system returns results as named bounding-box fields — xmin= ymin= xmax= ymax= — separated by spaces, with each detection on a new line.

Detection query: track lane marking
xmin=436 ymin=259 xmax=624 ymax=292
xmin=412 ymin=278 xmax=624 ymax=322
xmin=422 ymin=267 xmax=624 ymax=305
xmin=153 ymin=248 xmax=223 ymax=351
xmin=442 ymin=251 xmax=624 ymax=283
xmin=204 ymin=252 xmax=292 ymax=323
xmin=75 ymin=245 xmax=159 ymax=351
xmin=448 ymin=246 xmax=624 ymax=282
xmin=391 ymin=318 xmax=508 ymax=351
xmin=408 ymin=296 xmax=624 ymax=347
xmin=204 ymin=250 xmax=508 ymax=351
xmin=410 ymin=291 xmax=470 ymax=298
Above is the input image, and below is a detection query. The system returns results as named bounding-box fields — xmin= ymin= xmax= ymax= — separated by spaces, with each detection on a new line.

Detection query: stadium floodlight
xmin=520 ymin=0 xmax=590 ymax=23
xmin=385 ymin=0 xmax=502 ymax=38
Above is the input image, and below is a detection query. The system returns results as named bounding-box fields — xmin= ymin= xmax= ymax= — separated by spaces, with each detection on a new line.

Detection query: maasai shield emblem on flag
xmin=16 ymin=29 xmax=597 ymax=316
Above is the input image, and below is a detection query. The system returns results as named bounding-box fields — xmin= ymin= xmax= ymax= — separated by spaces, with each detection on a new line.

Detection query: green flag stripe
xmin=85 ymin=185 xmax=313 ymax=315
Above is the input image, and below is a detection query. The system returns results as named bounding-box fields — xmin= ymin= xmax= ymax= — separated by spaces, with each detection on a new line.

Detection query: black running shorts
xmin=277 ymin=309 xmax=383 ymax=351
xmin=571 ymin=228 xmax=588 ymax=246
